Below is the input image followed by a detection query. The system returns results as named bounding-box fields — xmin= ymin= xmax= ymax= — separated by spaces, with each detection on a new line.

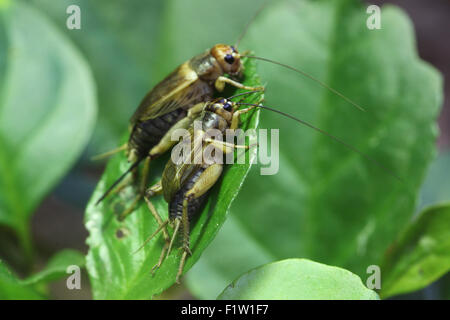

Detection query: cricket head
xmin=211 ymin=44 xmax=243 ymax=77
xmin=209 ymin=97 xmax=239 ymax=120
xmin=200 ymin=98 xmax=237 ymax=132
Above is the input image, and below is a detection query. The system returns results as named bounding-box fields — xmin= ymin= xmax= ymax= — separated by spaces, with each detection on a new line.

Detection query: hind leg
xmin=91 ymin=143 xmax=127 ymax=161
xmin=116 ymin=157 xmax=151 ymax=221
xmin=132 ymin=180 xmax=171 ymax=273
xmin=174 ymin=164 xmax=224 ymax=283
xmin=175 ymin=199 xmax=191 ymax=284
xmin=144 ymin=196 xmax=171 ymax=273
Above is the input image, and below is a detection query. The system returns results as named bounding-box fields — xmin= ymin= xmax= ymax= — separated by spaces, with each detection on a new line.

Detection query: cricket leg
xmin=176 ymin=198 xmax=191 ymax=284
xmin=132 ymin=180 xmax=172 ymax=273
xmin=204 ymin=138 xmax=252 ymax=152
xmin=215 ymin=76 xmax=264 ymax=92
xmin=166 ymin=218 xmax=181 ymax=260
xmin=147 ymin=202 xmax=170 ymax=273
xmin=91 ymin=144 xmax=127 ymax=161
xmin=205 ymin=107 xmax=259 ymax=154
xmin=174 ymin=164 xmax=223 ymax=283
xmin=117 ymin=157 xmax=151 ymax=221
xmin=230 ymin=106 xmax=258 ymax=129
xmin=147 ymin=102 xmax=205 ymax=160
xmin=107 ymin=174 xmax=133 ymax=196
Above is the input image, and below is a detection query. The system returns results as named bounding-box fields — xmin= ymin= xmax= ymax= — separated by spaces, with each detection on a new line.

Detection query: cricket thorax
xmin=189 ymin=51 xmax=223 ymax=82
xmin=200 ymin=111 xmax=229 ymax=133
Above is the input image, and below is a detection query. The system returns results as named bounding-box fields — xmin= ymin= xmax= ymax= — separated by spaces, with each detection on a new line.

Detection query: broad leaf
xmin=218 ymin=259 xmax=379 ymax=300
xmin=0 ymin=1 xmax=96 ymax=252
xmin=417 ymin=151 xmax=450 ymax=299
xmin=22 ymin=249 xmax=85 ymax=286
xmin=0 ymin=259 xmax=42 ymax=299
xmin=30 ymin=0 xmax=164 ymax=152
xmin=187 ymin=0 xmax=443 ymax=298
xmin=85 ymin=59 xmax=263 ymax=299
xmin=380 ymin=204 xmax=450 ymax=298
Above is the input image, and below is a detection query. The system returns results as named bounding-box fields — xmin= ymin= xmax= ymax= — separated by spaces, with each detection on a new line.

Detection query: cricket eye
xmin=224 ymin=103 xmax=232 ymax=111
xmin=224 ymin=54 xmax=235 ymax=64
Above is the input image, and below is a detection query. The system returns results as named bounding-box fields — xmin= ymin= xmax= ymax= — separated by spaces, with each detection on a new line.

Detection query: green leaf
xmin=380 ymin=203 xmax=450 ymax=298
xmin=30 ymin=0 xmax=165 ymax=152
xmin=153 ymin=0 xmax=266 ymax=78
xmin=187 ymin=0 xmax=443 ymax=298
xmin=0 ymin=250 xmax=84 ymax=299
xmin=0 ymin=260 xmax=42 ymax=299
xmin=22 ymin=249 xmax=85 ymax=286
xmin=185 ymin=216 xmax=274 ymax=299
xmin=217 ymin=258 xmax=379 ymax=300
xmin=0 ymin=2 xmax=96 ymax=251
xmin=85 ymin=58 xmax=263 ymax=299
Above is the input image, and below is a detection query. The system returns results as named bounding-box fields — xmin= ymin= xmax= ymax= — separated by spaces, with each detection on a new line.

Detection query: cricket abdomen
xmin=169 ymin=167 xmax=208 ymax=221
xmin=128 ymin=108 xmax=187 ymax=160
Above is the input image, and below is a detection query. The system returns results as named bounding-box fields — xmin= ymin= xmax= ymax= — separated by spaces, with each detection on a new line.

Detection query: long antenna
xmin=95 ymin=158 xmax=144 ymax=205
xmin=238 ymin=102 xmax=404 ymax=183
xmin=241 ymin=55 xmax=366 ymax=112
xmin=227 ymin=89 xmax=264 ymax=101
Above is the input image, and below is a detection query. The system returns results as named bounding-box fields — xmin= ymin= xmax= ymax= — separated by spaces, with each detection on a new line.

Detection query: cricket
xmin=93 ymin=5 xmax=368 ymax=214
xmin=94 ymin=4 xmax=402 ymax=284
xmin=0 ymin=0 xmax=442 ymax=303
xmin=94 ymin=43 xmax=263 ymax=217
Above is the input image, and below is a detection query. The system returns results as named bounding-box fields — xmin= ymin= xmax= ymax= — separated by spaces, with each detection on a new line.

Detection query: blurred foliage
xmin=381 ymin=203 xmax=450 ymax=298
xmin=0 ymin=1 xmax=96 ymax=254
xmin=418 ymin=151 xmax=450 ymax=299
xmin=29 ymin=0 xmax=165 ymax=153
xmin=218 ymin=259 xmax=379 ymax=300
xmin=21 ymin=249 xmax=85 ymax=286
xmin=0 ymin=0 xmax=445 ymax=299
xmin=186 ymin=0 xmax=442 ymax=298
xmin=0 ymin=249 xmax=84 ymax=299
xmin=0 ymin=259 xmax=42 ymax=299
xmin=31 ymin=0 xmax=267 ymax=155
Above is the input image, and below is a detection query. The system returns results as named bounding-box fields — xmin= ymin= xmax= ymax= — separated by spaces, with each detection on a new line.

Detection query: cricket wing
xmin=162 ymin=128 xmax=204 ymax=202
xmin=130 ymin=62 xmax=211 ymax=123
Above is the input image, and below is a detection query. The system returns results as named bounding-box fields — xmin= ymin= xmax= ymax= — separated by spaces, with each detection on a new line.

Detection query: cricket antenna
xmin=227 ymin=89 xmax=264 ymax=101
xmin=235 ymin=1 xmax=269 ymax=49
xmin=95 ymin=158 xmax=144 ymax=205
xmin=241 ymin=55 xmax=366 ymax=113
xmin=238 ymin=102 xmax=404 ymax=183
